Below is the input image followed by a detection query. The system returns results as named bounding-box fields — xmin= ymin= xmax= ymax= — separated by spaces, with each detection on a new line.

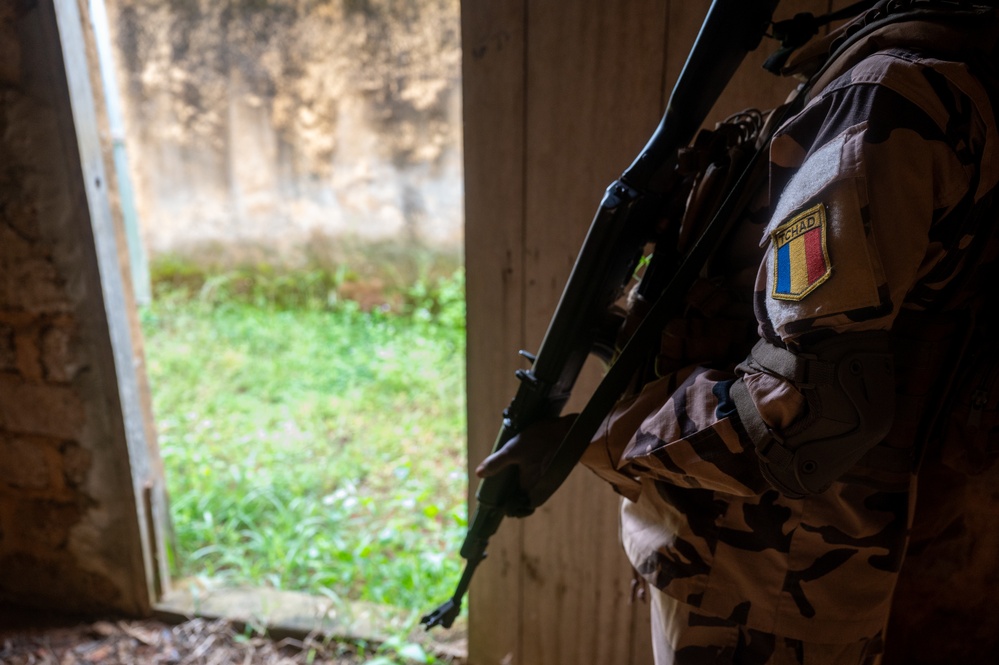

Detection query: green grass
xmin=140 ymin=263 xmax=467 ymax=614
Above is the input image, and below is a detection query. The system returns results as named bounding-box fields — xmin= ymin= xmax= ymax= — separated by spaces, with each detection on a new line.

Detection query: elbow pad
xmin=731 ymin=332 xmax=895 ymax=497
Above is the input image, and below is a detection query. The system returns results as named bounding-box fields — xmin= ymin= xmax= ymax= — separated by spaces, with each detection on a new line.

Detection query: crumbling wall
xmin=0 ymin=1 xmax=150 ymax=615
xmin=111 ymin=0 xmax=463 ymax=262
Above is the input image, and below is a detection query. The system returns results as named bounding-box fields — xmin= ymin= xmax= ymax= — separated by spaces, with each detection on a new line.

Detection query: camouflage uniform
xmin=583 ymin=7 xmax=999 ymax=664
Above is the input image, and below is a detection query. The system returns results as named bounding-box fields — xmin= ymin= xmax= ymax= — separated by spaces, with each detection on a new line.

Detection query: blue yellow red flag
xmin=771 ymin=203 xmax=831 ymax=301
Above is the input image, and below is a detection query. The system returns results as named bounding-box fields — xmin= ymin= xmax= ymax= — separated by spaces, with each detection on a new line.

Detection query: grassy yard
xmin=139 ymin=264 xmax=467 ymax=613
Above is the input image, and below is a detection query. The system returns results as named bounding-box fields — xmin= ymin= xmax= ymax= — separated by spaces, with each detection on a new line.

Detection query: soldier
xmin=478 ymin=1 xmax=999 ymax=663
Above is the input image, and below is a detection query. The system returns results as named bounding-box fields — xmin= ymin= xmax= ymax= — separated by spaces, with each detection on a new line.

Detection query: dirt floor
xmin=0 ymin=614 xmax=379 ymax=665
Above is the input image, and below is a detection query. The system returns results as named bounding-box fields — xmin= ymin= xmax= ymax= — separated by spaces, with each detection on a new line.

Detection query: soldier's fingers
xmin=475 ymin=443 xmax=518 ymax=478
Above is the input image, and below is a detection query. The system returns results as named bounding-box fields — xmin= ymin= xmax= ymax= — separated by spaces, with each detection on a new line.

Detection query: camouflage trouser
xmin=650 ymin=588 xmax=884 ymax=665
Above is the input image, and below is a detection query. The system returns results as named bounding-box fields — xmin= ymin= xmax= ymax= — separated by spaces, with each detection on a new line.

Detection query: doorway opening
xmin=104 ymin=0 xmax=468 ymax=650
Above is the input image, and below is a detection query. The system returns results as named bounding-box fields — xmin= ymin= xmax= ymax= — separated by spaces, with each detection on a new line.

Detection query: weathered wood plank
xmin=461 ymin=1 xmax=527 ymax=663
xmin=519 ymin=1 xmax=668 ymax=663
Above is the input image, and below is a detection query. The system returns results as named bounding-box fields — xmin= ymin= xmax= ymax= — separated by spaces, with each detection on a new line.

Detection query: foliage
xmin=141 ymin=265 xmax=468 ymax=617
xmin=149 ymin=246 xmax=464 ymax=322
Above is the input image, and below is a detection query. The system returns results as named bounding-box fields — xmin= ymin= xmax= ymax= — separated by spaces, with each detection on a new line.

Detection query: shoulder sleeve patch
xmin=770 ymin=203 xmax=831 ymax=301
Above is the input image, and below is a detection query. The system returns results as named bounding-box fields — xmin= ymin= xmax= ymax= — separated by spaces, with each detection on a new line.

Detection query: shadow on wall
xmin=111 ymin=0 xmax=463 ymax=265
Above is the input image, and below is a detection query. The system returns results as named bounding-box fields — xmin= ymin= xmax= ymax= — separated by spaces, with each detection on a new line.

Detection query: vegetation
xmin=140 ymin=258 xmax=467 ymax=617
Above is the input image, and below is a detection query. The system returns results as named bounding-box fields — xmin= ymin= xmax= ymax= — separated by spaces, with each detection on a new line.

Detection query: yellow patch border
xmin=770 ymin=203 xmax=832 ymax=302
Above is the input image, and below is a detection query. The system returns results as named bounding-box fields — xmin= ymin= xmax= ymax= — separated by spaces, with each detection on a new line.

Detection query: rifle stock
xmin=422 ymin=0 xmax=781 ymax=631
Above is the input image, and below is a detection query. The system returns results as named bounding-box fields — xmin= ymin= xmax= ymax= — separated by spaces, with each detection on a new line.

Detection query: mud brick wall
xmin=0 ymin=1 xmax=151 ymax=615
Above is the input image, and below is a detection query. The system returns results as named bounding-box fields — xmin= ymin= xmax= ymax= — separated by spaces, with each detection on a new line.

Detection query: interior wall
xmin=461 ymin=0 xmax=999 ymax=663
xmin=0 ymin=0 xmax=160 ymax=615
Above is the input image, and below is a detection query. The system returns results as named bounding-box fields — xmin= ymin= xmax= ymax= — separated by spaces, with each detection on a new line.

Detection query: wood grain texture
xmin=518 ymin=2 xmax=667 ymax=663
xmin=461 ymin=1 xmax=527 ymax=663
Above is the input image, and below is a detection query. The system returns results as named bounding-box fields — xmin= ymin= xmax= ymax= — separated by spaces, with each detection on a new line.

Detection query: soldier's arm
xmin=593 ymin=50 xmax=983 ymax=498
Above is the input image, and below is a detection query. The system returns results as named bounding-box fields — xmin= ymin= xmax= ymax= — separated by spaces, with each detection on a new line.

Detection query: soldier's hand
xmin=475 ymin=414 xmax=577 ymax=493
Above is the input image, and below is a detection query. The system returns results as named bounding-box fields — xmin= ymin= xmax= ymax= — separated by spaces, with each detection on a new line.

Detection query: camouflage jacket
xmin=583 ymin=9 xmax=999 ymax=643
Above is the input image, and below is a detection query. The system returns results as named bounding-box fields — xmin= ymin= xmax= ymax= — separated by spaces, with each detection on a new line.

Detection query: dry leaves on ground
xmin=0 ymin=617 xmax=370 ymax=665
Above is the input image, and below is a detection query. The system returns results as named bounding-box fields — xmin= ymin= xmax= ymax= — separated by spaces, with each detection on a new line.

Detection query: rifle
xmin=422 ymin=0 xmax=782 ymax=630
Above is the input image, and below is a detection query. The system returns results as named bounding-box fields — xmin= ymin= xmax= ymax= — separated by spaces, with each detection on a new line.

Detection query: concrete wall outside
xmin=109 ymin=0 xmax=463 ymax=265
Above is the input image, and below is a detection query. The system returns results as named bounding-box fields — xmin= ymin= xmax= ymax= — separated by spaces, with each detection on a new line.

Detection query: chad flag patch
xmin=771 ymin=203 xmax=831 ymax=301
